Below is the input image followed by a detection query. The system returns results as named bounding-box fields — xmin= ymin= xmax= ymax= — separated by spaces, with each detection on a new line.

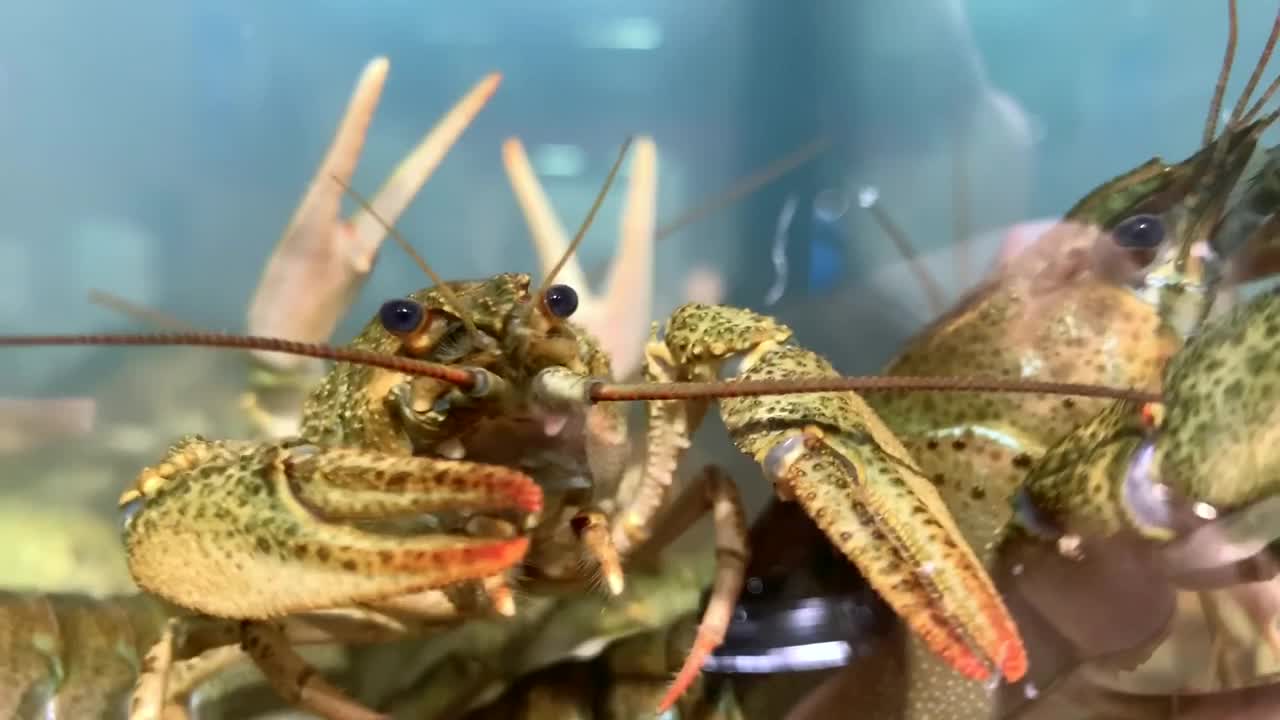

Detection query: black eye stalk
xmin=378 ymin=298 xmax=426 ymax=335
xmin=543 ymin=284 xmax=579 ymax=319
xmin=1112 ymin=214 xmax=1165 ymax=249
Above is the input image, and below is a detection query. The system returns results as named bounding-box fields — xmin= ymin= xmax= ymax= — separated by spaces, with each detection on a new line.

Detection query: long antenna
xmin=951 ymin=132 xmax=971 ymax=293
xmin=588 ymin=375 xmax=1160 ymax=405
xmin=1229 ymin=5 xmax=1280 ymax=125
xmin=0 ymin=331 xmax=1158 ymax=404
xmin=654 ymin=137 xmax=831 ymax=242
xmin=537 ymin=137 xmax=634 ymax=296
xmin=1233 ymin=6 xmax=1280 ymax=124
xmin=1203 ymin=0 xmax=1239 ymax=145
xmin=860 ymin=188 xmax=947 ymax=315
xmin=87 ymin=290 xmax=202 ymax=332
xmin=0 ymin=333 xmax=477 ymax=388
xmin=580 ymin=137 xmax=830 ymax=280
xmin=331 ymin=175 xmax=483 ymax=341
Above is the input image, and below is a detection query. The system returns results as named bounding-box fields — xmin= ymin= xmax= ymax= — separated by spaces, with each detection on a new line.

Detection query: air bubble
xmin=857 ymin=186 xmax=879 ymax=208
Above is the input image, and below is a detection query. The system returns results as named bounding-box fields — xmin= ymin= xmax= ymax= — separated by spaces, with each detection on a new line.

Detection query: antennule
xmin=1204 ymin=0 xmax=1239 ymax=144
xmin=331 ymin=175 xmax=483 ymax=341
xmin=88 ymin=290 xmax=202 ymax=333
xmin=537 ymin=136 xmax=634 ymax=296
xmin=653 ymin=137 xmax=830 ymax=242
xmin=1229 ymin=5 xmax=1280 ymax=125
xmin=862 ymin=191 xmax=947 ymax=315
xmin=1240 ymin=8 xmax=1280 ymax=125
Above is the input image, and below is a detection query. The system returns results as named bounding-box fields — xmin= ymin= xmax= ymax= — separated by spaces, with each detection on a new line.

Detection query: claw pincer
xmin=648 ymin=304 xmax=1027 ymax=687
xmin=120 ymin=435 xmax=539 ymax=619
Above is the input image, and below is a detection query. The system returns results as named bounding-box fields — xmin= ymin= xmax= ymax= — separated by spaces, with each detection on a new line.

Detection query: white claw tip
xmin=607 ymin=573 xmax=625 ymax=596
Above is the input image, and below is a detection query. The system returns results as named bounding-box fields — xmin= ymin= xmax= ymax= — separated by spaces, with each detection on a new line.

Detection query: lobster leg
xmin=131 ymin=596 xmax=519 ymax=720
xmin=165 ymin=645 xmax=245 ymax=712
xmin=626 ymin=465 xmax=750 ymax=713
xmin=130 ymin=615 xmax=247 ymax=720
xmin=129 ymin=618 xmax=181 ymax=720
xmin=241 ymin=621 xmax=388 ymax=720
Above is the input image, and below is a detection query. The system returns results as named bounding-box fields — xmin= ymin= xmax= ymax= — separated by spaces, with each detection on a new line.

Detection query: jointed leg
xmin=624 ymin=465 xmax=749 ymax=712
xmin=129 ymin=574 xmax=521 ymax=720
xmin=130 ymin=616 xmax=244 ymax=720
xmin=240 ymin=620 xmax=388 ymax=720
xmin=129 ymin=618 xmax=180 ymax=720
xmin=164 ymin=644 xmax=246 ymax=710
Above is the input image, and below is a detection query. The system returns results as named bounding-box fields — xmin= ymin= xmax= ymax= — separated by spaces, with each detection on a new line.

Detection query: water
xmin=1 ymin=1 xmax=1279 ymax=718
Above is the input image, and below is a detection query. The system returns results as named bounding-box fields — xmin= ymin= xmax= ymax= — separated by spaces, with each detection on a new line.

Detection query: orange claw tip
xmin=498 ymin=473 xmax=544 ymax=514
xmin=515 ymin=482 xmax=544 ymax=515
xmin=998 ymin=640 xmax=1028 ymax=683
xmin=924 ymin=619 xmax=1026 ymax=685
xmin=981 ymin=617 xmax=1027 ymax=683
xmin=442 ymin=536 xmax=531 ymax=573
xmin=495 ymin=536 xmax=532 ymax=566
xmin=937 ymin=636 xmax=1027 ymax=686
xmin=942 ymin=647 xmax=997 ymax=683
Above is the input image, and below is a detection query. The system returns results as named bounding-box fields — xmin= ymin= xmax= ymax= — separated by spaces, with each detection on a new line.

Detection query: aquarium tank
xmin=1 ymin=1 xmax=1279 ymax=718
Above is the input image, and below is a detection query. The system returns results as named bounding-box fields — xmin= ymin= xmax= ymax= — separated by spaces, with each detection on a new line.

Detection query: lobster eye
xmin=543 ymin=284 xmax=579 ymax=319
xmin=378 ymin=298 xmax=426 ymax=335
xmin=119 ymin=494 xmax=145 ymax=533
xmin=1112 ymin=214 xmax=1165 ymax=249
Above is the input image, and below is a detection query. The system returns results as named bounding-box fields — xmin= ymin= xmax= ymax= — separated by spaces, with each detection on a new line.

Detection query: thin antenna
xmin=861 ymin=189 xmax=947 ymax=315
xmin=537 ymin=136 xmax=634 ymax=296
xmin=331 ymin=175 xmax=483 ymax=340
xmin=0 ymin=332 xmax=1158 ymax=404
xmin=1229 ymin=6 xmax=1280 ymax=125
xmin=654 ymin=137 xmax=831 ymax=242
xmin=583 ymin=136 xmax=830 ymax=280
xmin=1192 ymin=4 xmax=1280 ymax=270
xmin=0 ymin=332 xmax=477 ymax=387
xmin=1240 ymin=8 xmax=1280 ymax=125
xmin=1204 ymin=0 xmax=1239 ymax=144
xmin=951 ymin=133 xmax=971 ymax=294
xmin=88 ymin=290 xmax=202 ymax=333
